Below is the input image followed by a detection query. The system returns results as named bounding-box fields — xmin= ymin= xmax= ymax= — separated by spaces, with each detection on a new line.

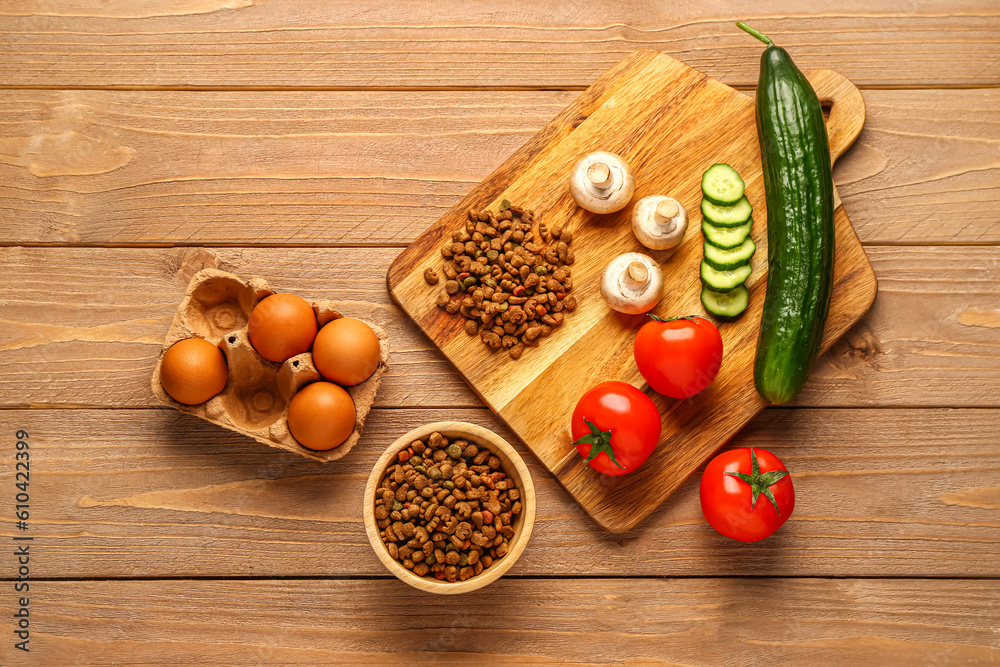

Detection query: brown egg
xmin=247 ymin=293 xmax=317 ymax=363
xmin=313 ymin=318 xmax=382 ymax=386
xmin=159 ymin=338 xmax=228 ymax=405
xmin=287 ymin=382 xmax=356 ymax=451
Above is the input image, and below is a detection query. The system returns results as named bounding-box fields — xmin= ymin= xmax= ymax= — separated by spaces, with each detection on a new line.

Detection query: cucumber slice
xmin=701 ymin=196 xmax=753 ymax=227
xmin=701 ymin=164 xmax=745 ymax=206
xmin=700 ymin=260 xmax=752 ymax=291
xmin=702 ymin=218 xmax=752 ymax=249
xmin=701 ymin=285 xmax=750 ymax=319
xmin=703 ymin=238 xmax=756 ymax=271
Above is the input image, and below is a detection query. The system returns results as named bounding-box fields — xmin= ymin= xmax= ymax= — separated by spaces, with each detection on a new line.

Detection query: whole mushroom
xmin=600 ymin=252 xmax=664 ymax=314
xmin=569 ymin=151 xmax=635 ymax=214
xmin=631 ymin=196 xmax=688 ymax=250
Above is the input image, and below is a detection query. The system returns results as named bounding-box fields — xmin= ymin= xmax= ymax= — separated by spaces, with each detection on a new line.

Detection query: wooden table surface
xmin=1 ymin=2 xmax=998 ymax=664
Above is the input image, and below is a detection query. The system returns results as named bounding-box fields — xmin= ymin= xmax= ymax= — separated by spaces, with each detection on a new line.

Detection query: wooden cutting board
xmin=387 ymin=50 xmax=876 ymax=533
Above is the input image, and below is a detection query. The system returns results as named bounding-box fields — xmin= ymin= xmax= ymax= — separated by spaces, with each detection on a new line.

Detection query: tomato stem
xmin=723 ymin=447 xmax=789 ymax=514
xmin=573 ymin=418 xmax=625 ymax=469
xmin=647 ymin=314 xmax=700 ymax=323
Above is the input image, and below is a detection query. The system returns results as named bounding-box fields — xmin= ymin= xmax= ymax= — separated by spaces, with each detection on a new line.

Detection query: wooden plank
xmin=0 ymin=246 xmax=997 ymax=409
xmin=6 ymin=578 xmax=997 ymax=664
xmin=1 ymin=407 xmax=997 ymax=578
xmin=1 ymin=2 xmax=997 ymax=88
xmin=0 ymin=246 xmax=479 ymax=408
xmin=799 ymin=245 xmax=1000 ymax=407
xmin=0 ymin=89 xmax=996 ymax=246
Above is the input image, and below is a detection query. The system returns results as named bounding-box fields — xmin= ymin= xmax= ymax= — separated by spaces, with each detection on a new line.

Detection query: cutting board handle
xmin=804 ymin=69 xmax=866 ymax=165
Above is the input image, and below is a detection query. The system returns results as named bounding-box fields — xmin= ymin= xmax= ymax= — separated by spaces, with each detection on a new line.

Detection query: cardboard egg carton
xmin=151 ymin=269 xmax=390 ymax=462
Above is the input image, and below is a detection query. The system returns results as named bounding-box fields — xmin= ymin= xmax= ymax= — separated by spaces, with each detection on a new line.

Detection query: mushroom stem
xmin=655 ymin=199 xmax=680 ymax=221
xmin=621 ymin=261 xmax=650 ymax=292
xmin=653 ymin=199 xmax=679 ymax=233
xmin=587 ymin=162 xmax=613 ymax=189
xmin=570 ymin=151 xmax=634 ymax=214
xmin=600 ymin=252 xmax=664 ymax=314
xmin=632 ymin=195 xmax=688 ymax=250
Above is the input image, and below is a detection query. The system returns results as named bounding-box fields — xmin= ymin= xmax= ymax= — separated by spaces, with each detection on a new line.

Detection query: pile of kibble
xmin=374 ymin=432 xmax=522 ymax=583
xmin=425 ymin=203 xmax=577 ymax=359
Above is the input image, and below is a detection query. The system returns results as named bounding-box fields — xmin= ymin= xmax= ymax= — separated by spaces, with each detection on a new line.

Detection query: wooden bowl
xmin=363 ymin=421 xmax=535 ymax=594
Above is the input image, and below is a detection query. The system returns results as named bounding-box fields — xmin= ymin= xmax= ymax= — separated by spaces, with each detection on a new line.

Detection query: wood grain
xmin=387 ymin=55 xmax=876 ymax=531
xmin=0 ymin=88 xmax=996 ymax=246
xmin=1 ymin=1 xmax=998 ymax=88
xmin=0 ymin=245 xmax=997 ymax=410
xmin=2 ymin=407 xmax=997 ymax=578
xmin=6 ymin=578 xmax=997 ymax=664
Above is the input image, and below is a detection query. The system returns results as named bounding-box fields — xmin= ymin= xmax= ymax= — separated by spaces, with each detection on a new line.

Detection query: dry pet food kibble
xmin=431 ymin=202 xmax=578 ymax=359
xmin=375 ymin=432 xmax=522 ymax=583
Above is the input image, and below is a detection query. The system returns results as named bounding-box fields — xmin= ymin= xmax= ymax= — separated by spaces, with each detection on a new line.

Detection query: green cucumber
xmin=701 ymin=218 xmax=752 ymax=250
xmin=739 ymin=22 xmax=835 ymax=404
xmin=701 ymin=163 xmax=746 ymax=206
xmin=703 ymin=238 xmax=756 ymax=271
xmin=700 ymin=260 xmax=752 ymax=292
xmin=701 ymin=196 xmax=753 ymax=227
xmin=701 ymin=285 xmax=749 ymax=319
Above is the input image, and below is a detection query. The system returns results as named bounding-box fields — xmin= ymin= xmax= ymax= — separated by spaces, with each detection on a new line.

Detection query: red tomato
xmin=571 ymin=381 xmax=661 ymax=476
xmin=700 ymin=447 xmax=794 ymax=542
xmin=634 ymin=315 xmax=723 ymax=399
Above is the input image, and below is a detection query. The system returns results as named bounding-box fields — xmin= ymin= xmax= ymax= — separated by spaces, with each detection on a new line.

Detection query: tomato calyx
xmin=723 ymin=447 xmax=790 ymax=515
xmin=572 ymin=418 xmax=625 ymax=469
xmin=647 ymin=314 xmax=700 ymax=323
